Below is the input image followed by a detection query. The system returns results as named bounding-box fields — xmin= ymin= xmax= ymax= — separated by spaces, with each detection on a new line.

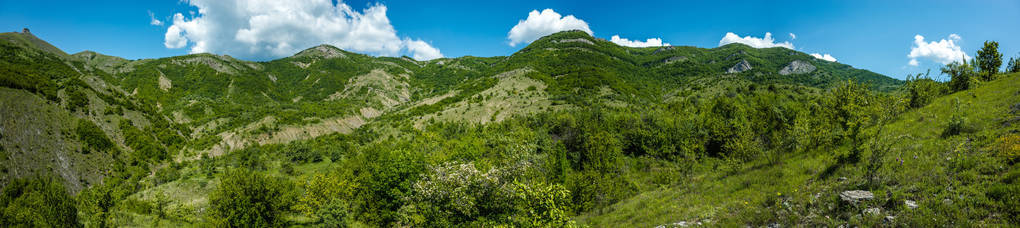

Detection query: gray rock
xmin=905 ymin=200 xmax=918 ymax=209
xmin=654 ymin=221 xmax=693 ymax=228
xmin=553 ymin=38 xmax=594 ymax=45
xmin=653 ymin=46 xmax=675 ymax=54
xmin=863 ymin=207 xmax=881 ymax=215
xmin=840 ymin=190 xmax=874 ymax=203
xmin=664 ymin=56 xmax=688 ymax=64
xmin=727 ymin=60 xmax=752 ymax=73
xmin=779 ymin=60 xmax=817 ymax=75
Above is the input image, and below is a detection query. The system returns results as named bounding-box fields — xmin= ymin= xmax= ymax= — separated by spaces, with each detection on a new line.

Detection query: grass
xmin=578 ymin=73 xmax=1020 ymax=227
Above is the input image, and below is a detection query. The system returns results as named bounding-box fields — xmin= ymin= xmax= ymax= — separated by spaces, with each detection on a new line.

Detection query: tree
xmin=827 ymin=81 xmax=873 ymax=163
xmin=295 ymin=172 xmax=356 ymax=225
xmin=942 ymin=60 xmax=976 ymax=92
xmin=0 ymin=177 xmax=80 ymax=227
xmin=77 ymin=182 xmax=116 ymax=227
xmin=976 ymin=40 xmax=1003 ymax=81
xmin=207 ymin=169 xmax=294 ymax=227
xmin=1007 ymin=56 xmax=1020 ymax=73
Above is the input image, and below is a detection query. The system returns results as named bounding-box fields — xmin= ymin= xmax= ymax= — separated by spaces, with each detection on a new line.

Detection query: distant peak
xmin=294 ymin=44 xmax=346 ymax=59
xmin=21 ymin=28 xmax=31 ymax=35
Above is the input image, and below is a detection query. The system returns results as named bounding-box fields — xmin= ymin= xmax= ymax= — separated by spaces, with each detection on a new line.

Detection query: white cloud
xmin=404 ymin=38 xmax=443 ymax=61
xmin=719 ymin=32 xmax=794 ymax=49
xmin=610 ymin=35 xmax=669 ymax=47
xmin=507 ymin=9 xmax=592 ymax=46
xmin=163 ymin=0 xmax=441 ymax=60
xmin=810 ymin=53 xmax=837 ymax=62
xmin=789 ymin=33 xmax=796 ymax=40
xmin=907 ymin=34 xmax=969 ymax=66
xmin=148 ymin=11 xmax=163 ymax=26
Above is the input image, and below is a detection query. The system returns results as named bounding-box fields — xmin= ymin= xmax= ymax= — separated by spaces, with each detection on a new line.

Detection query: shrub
xmin=153 ymin=166 xmax=180 ymax=185
xmin=942 ymin=61 xmax=977 ymax=92
xmin=996 ymin=134 xmax=1020 ymax=162
xmin=66 ymin=87 xmax=89 ymax=112
xmin=207 ymin=169 xmax=295 ymax=227
xmin=76 ymin=119 xmax=114 ymax=154
xmin=904 ymin=72 xmax=947 ymax=109
xmin=0 ymin=177 xmax=80 ymax=227
xmin=942 ymin=98 xmax=974 ymax=137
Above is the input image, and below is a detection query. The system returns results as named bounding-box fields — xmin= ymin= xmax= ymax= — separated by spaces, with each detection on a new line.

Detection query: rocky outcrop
xmin=727 ymin=60 xmax=752 ymax=73
xmin=663 ymin=56 xmax=688 ymax=64
xmin=840 ymin=190 xmax=874 ymax=203
xmin=779 ymin=60 xmax=817 ymax=75
xmin=553 ymin=38 xmax=595 ymax=45
xmin=905 ymin=200 xmax=918 ymax=209
xmin=653 ymin=46 xmax=675 ymax=54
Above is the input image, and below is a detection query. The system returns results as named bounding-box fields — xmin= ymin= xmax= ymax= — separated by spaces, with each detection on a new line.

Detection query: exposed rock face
xmin=653 ymin=46 xmax=675 ymax=54
xmin=779 ymin=60 xmax=817 ymax=75
xmin=840 ymin=190 xmax=874 ymax=203
xmin=663 ymin=56 xmax=688 ymax=64
xmin=158 ymin=75 xmax=172 ymax=91
xmin=553 ymin=38 xmax=595 ymax=45
xmin=727 ymin=60 xmax=752 ymax=73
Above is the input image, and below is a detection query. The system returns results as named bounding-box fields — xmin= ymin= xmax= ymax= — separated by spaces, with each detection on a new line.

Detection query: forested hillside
xmin=2 ymin=29 xmax=1018 ymax=227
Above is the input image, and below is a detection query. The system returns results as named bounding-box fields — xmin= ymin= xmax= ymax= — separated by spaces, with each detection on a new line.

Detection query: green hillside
xmin=2 ymin=29 xmax=1018 ymax=227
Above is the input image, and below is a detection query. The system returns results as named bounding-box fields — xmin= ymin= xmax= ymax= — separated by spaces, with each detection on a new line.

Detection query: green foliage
xmin=987 ymin=169 xmax=1020 ymax=222
xmin=509 ymin=181 xmax=575 ymax=227
xmin=1007 ymin=56 xmax=1020 ymax=73
xmin=903 ymin=71 xmax=947 ymax=109
xmin=0 ymin=177 xmax=80 ymax=227
xmin=119 ymin=121 xmax=166 ymax=161
xmin=976 ymin=40 xmax=1002 ymax=80
xmin=76 ymin=118 xmax=114 ymax=154
xmin=942 ymin=60 xmax=977 ymax=92
xmin=319 ymin=199 xmax=350 ymax=228
xmin=942 ymin=98 xmax=975 ymax=137
xmin=295 ymin=172 xmax=356 ymax=223
xmin=826 ymin=81 xmax=874 ymax=162
xmin=76 ymin=182 xmax=116 ymax=228
xmin=0 ymin=38 xmax=76 ymax=101
xmin=153 ymin=166 xmax=180 ymax=185
xmin=207 ymin=168 xmax=295 ymax=227
xmin=65 ymin=86 xmax=89 ymax=112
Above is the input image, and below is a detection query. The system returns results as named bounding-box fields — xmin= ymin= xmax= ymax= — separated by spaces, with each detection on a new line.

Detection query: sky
xmin=1 ymin=0 xmax=1019 ymax=80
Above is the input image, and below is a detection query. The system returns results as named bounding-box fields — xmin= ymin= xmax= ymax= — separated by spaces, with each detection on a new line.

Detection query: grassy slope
xmin=581 ymin=73 xmax=1020 ymax=227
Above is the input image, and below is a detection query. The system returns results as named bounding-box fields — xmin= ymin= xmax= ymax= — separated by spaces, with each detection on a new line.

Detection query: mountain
xmin=8 ymin=29 xmax=1016 ymax=227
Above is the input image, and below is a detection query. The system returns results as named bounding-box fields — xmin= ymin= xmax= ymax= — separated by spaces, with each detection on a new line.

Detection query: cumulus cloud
xmin=610 ymin=35 xmax=669 ymax=47
xmin=404 ymin=38 xmax=443 ymax=61
xmin=507 ymin=9 xmax=592 ymax=46
xmin=163 ymin=0 xmax=442 ymax=60
xmin=907 ymin=34 xmax=969 ymax=66
xmin=810 ymin=53 xmax=837 ymax=62
xmin=148 ymin=11 xmax=163 ymax=26
xmin=789 ymin=33 xmax=796 ymax=40
xmin=718 ymin=32 xmax=794 ymax=49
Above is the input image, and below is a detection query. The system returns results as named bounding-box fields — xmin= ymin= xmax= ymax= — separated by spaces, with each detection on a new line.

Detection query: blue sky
xmin=1 ymin=0 xmax=1018 ymax=79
